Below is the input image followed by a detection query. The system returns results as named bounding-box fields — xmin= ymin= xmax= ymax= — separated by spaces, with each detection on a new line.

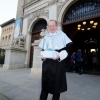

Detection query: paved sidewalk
xmin=0 ymin=67 xmax=100 ymax=100
xmin=0 ymin=93 xmax=11 ymax=100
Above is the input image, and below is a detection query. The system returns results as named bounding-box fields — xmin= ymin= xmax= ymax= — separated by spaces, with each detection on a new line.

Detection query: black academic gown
xmin=41 ymin=47 xmax=68 ymax=94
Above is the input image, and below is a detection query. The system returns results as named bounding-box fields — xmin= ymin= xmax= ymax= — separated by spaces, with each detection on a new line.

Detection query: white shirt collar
xmin=49 ymin=30 xmax=57 ymax=35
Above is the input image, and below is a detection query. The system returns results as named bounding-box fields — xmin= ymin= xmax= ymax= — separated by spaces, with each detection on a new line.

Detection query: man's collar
xmin=49 ymin=30 xmax=58 ymax=35
xmin=46 ymin=30 xmax=61 ymax=37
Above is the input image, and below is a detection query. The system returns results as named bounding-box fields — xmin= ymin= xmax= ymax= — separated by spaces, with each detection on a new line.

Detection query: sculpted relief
xmin=12 ymin=33 xmax=25 ymax=48
xmin=40 ymin=28 xmax=48 ymax=38
xmin=29 ymin=8 xmax=49 ymax=22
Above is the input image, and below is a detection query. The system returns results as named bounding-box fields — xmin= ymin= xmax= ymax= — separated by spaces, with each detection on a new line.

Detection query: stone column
xmin=31 ymin=40 xmax=42 ymax=76
xmin=3 ymin=46 xmax=26 ymax=70
xmin=16 ymin=0 xmax=24 ymax=19
xmin=22 ymin=16 xmax=30 ymax=68
xmin=24 ymin=34 xmax=31 ymax=68
xmin=58 ymin=22 xmax=62 ymax=30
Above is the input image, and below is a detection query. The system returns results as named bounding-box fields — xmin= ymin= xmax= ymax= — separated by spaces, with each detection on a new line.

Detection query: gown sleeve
xmin=58 ymin=35 xmax=72 ymax=62
xmin=58 ymin=50 xmax=68 ymax=61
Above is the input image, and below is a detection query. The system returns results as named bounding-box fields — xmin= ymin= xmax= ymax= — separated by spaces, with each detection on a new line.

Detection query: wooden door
xmin=29 ymin=31 xmax=40 ymax=68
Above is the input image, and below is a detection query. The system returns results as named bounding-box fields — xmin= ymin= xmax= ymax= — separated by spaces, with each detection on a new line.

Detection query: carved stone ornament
xmin=49 ymin=0 xmax=57 ymax=5
xmin=12 ymin=33 xmax=25 ymax=48
xmin=57 ymin=0 xmax=66 ymax=17
xmin=40 ymin=28 xmax=48 ymax=38
xmin=29 ymin=14 xmax=33 ymax=20
xmin=28 ymin=8 xmax=49 ymax=22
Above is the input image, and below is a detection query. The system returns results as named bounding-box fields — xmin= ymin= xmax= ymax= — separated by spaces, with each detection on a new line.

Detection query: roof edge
xmin=0 ymin=18 xmax=15 ymax=27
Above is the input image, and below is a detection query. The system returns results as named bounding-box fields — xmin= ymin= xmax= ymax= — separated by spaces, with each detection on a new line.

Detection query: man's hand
xmin=52 ymin=55 xmax=60 ymax=60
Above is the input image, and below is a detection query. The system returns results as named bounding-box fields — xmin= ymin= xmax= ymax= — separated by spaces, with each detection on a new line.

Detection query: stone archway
xmin=57 ymin=0 xmax=76 ymax=25
xmin=61 ymin=0 xmax=100 ymax=73
xmin=29 ymin=19 xmax=47 ymax=68
xmin=28 ymin=16 xmax=48 ymax=33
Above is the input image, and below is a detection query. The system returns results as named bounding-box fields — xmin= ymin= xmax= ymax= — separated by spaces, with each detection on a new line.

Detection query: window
xmin=63 ymin=0 xmax=100 ymax=23
xmin=2 ymin=37 xmax=4 ymax=46
xmin=4 ymin=36 xmax=8 ymax=45
xmin=8 ymin=35 xmax=11 ymax=44
xmin=32 ymin=19 xmax=47 ymax=32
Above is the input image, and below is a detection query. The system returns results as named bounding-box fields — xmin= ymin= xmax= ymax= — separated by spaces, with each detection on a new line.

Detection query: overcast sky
xmin=0 ymin=0 xmax=18 ymax=34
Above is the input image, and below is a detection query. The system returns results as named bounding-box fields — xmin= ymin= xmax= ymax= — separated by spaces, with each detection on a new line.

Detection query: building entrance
xmin=62 ymin=0 xmax=100 ymax=74
xmin=29 ymin=19 xmax=47 ymax=68
xmin=63 ymin=17 xmax=100 ymax=73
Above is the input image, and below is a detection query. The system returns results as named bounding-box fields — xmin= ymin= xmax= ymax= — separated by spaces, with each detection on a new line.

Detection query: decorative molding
xmin=23 ymin=0 xmax=39 ymax=9
xmin=57 ymin=0 xmax=74 ymax=23
xmin=28 ymin=16 xmax=48 ymax=34
xmin=49 ymin=0 xmax=66 ymax=5
xmin=28 ymin=7 xmax=49 ymax=23
xmin=57 ymin=0 xmax=67 ymax=18
xmin=22 ymin=14 xmax=29 ymax=18
xmin=2 ymin=25 xmax=13 ymax=34
xmin=29 ymin=13 xmax=33 ymax=20
xmin=49 ymin=0 xmax=57 ymax=5
xmin=23 ymin=1 xmax=48 ymax=16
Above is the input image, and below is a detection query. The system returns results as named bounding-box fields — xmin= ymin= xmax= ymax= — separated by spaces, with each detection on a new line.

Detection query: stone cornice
xmin=23 ymin=1 xmax=48 ymax=16
xmin=23 ymin=0 xmax=39 ymax=9
xmin=26 ymin=7 xmax=49 ymax=26
xmin=0 ymin=18 xmax=15 ymax=27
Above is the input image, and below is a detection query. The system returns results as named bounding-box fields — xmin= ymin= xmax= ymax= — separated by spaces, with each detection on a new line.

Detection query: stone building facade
xmin=2 ymin=0 xmax=100 ymax=74
xmin=0 ymin=18 xmax=15 ymax=65
xmin=16 ymin=0 xmax=75 ymax=75
xmin=0 ymin=18 xmax=15 ymax=48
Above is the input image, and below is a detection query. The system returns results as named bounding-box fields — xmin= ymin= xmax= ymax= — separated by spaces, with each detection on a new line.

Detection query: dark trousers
xmin=77 ymin=62 xmax=83 ymax=74
xmin=39 ymin=90 xmax=60 ymax=100
xmin=70 ymin=61 xmax=75 ymax=72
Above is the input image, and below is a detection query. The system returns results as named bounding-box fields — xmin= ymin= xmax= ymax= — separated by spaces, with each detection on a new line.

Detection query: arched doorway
xmin=62 ymin=0 xmax=100 ymax=73
xmin=29 ymin=19 xmax=47 ymax=68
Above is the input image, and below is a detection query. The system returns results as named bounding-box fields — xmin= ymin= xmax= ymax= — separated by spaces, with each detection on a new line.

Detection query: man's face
xmin=48 ymin=21 xmax=57 ymax=33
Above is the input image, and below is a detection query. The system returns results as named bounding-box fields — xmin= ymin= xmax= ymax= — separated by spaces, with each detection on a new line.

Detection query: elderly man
xmin=39 ymin=20 xmax=72 ymax=100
